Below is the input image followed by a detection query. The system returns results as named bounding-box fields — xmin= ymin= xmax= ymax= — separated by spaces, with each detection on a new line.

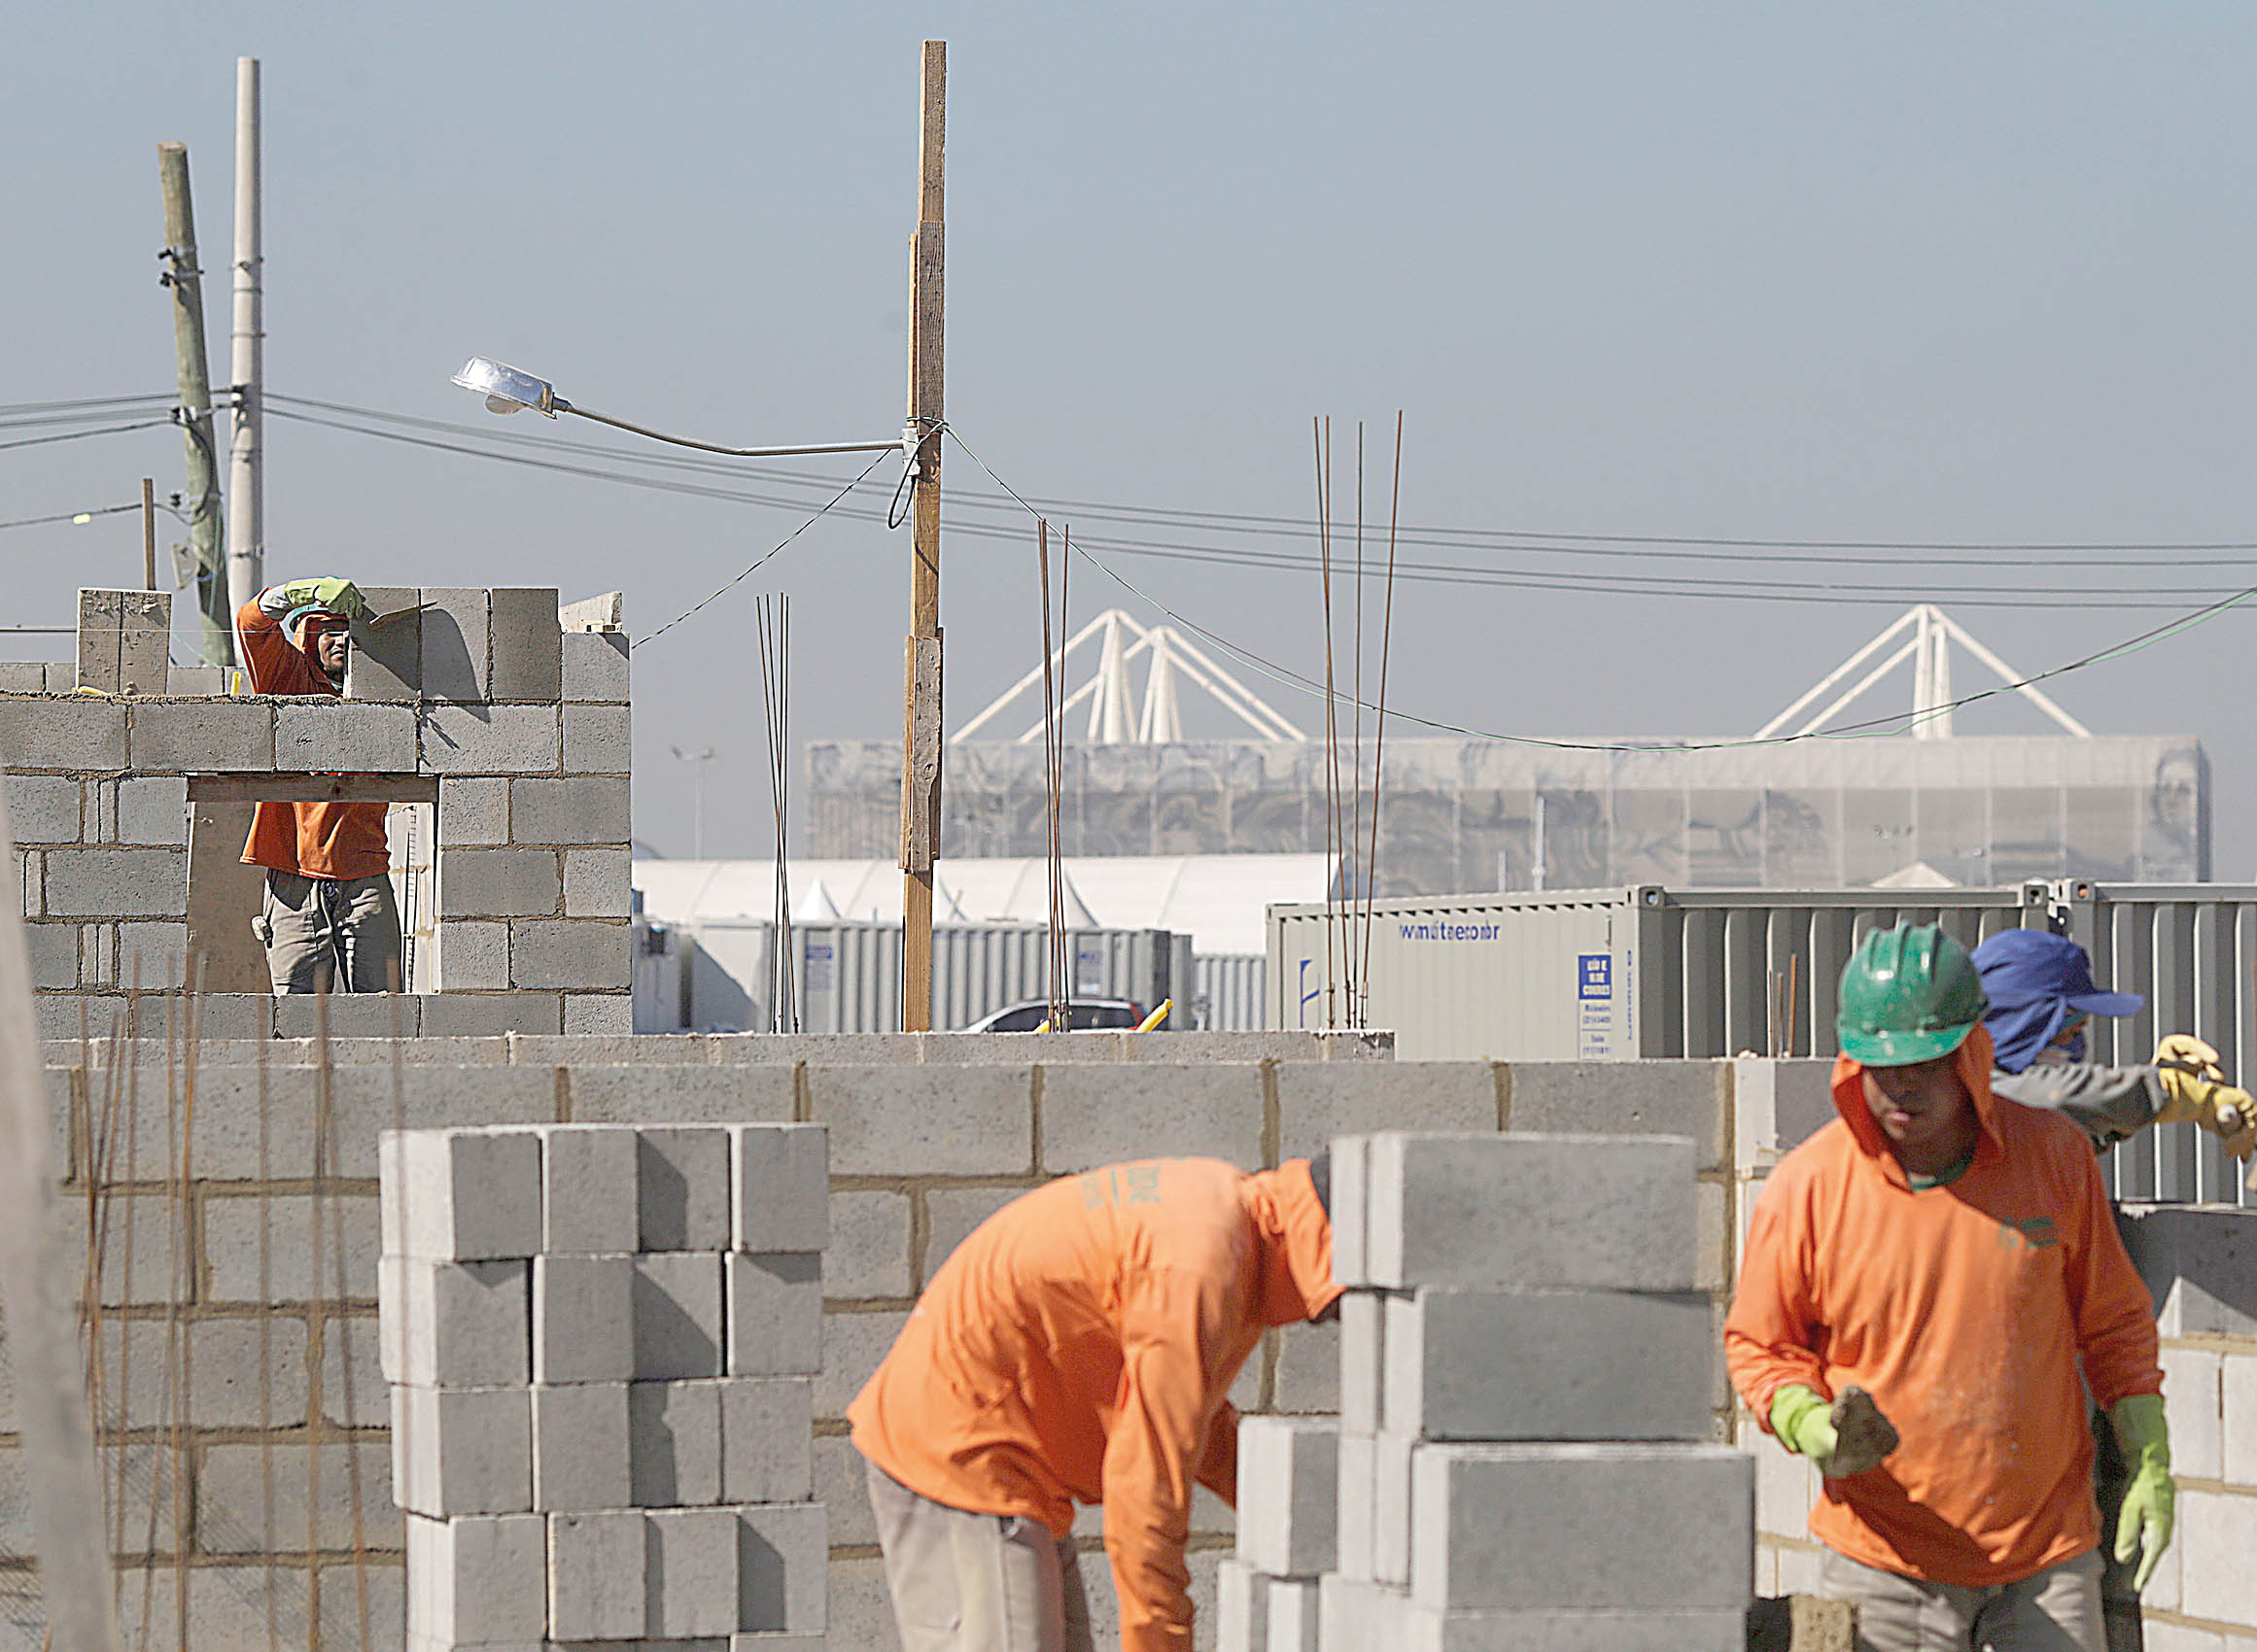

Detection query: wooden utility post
xmin=157 ymin=142 xmax=231 ymax=666
xmin=141 ymin=476 xmax=156 ymax=590
xmin=899 ymin=40 xmax=946 ymax=1030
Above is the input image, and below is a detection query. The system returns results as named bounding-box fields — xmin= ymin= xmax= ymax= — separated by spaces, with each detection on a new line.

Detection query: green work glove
xmin=1772 ymin=1384 xmax=1899 ymax=1478
xmin=261 ymin=577 xmax=369 ymax=621
xmin=2111 ymin=1393 xmax=2174 ymax=1592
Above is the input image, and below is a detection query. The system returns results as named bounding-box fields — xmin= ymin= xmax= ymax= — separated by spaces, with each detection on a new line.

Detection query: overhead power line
xmin=0 ymin=394 xmax=175 ymax=418
xmin=0 ymin=421 xmax=173 ymax=455
xmin=0 ymin=503 xmax=144 ymax=533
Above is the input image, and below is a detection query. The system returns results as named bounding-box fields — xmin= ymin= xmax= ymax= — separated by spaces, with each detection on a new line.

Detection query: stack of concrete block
xmin=381 ymin=1120 xmax=829 ymax=1652
xmin=76 ymin=588 xmax=172 ymax=696
xmin=1319 ymin=1131 xmax=1752 ymax=1652
xmin=1220 ymin=1416 xmax=1338 ymax=1652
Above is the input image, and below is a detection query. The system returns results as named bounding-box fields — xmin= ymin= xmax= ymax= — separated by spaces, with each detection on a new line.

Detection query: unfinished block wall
xmin=380 ymin=1122 xmax=828 ymax=1651
xmin=0 ymin=586 xmax=631 ymax=1037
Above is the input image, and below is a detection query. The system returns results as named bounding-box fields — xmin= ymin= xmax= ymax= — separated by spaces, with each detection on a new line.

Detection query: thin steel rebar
xmin=1361 ymin=413 xmax=1405 ymax=1015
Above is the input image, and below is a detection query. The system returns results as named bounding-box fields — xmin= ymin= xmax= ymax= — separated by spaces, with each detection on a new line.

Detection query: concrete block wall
xmin=0 ymin=587 xmax=630 ymax=1026
xmin=379 ymin=1122 xmax=828 ymax=1650
xmin=1279 ymin=1130 xmax=1750 ymax=1652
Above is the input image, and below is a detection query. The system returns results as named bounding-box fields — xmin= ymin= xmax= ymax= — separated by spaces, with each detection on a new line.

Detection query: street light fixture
xmin=451 ymin=357 xmax=913 ymax=462
xmin=671 ymin=744 xmax=717 ymax=862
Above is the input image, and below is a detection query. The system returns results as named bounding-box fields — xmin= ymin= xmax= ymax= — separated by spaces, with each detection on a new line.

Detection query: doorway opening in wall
xmin=183 ymin=774 xmax=437 ymax=994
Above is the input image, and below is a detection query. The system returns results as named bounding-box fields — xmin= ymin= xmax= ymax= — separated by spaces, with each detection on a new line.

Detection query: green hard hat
xmin=1836 ymin=922 xmax=1989 ymax=1066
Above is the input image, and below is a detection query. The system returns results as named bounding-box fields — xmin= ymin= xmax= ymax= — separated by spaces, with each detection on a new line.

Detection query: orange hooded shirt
xmin=234 ymin=599 xmax=390 ymax=881
xmin=848 ymin=1157 xmax=1339 ymax=1652
xmin=1723 ymin=1026 xmax=2162 ymax=1587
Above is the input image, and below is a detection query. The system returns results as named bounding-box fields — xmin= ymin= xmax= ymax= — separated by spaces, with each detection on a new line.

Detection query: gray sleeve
xmin=1988 ymin=1063 xmax=2165 ymax=1150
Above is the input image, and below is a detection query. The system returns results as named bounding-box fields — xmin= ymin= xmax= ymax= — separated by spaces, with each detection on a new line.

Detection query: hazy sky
xmin=10 ymin=3 xmax=2257 ymax=874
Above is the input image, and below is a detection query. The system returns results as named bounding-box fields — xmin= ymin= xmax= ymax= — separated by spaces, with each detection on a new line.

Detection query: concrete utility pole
xmin=898 ymin=40 xmax=946 ymax=1031
xmin=158 ymin=141 xmax=231 ymax=666
xmin=226 ymin=56 xmax=264 ymax=619
xmin=141 ymin=476 xmax=156 ymax=590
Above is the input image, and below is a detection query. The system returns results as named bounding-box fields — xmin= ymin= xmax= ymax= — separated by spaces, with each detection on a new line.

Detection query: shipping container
xmin=1194 ymin=955 xmax=1266 ymax=1032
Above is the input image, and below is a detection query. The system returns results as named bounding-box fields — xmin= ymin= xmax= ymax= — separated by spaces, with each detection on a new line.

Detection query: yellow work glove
xmin=2110 ymin=1393 xmax=2174 ymax=1593
xmin=262 ymin=577 xmax=369 ymax=622
xmin=1771 ymin=1384 xmax=1899 ymax=1478
xmin=2154 ymin=1068 xmax=2257 ymax=1156
xmin=2155 ymin=1033 xmax=2225 ymax=1084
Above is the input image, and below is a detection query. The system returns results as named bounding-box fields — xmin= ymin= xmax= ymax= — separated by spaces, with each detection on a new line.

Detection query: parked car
xmin=956 ymin=998 xmax=1147 ymax=1033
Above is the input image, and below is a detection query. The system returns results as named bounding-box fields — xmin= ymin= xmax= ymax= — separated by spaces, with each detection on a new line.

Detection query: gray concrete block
xmin=641 ymin=1125 xmax=733 ymax=1251
xmin=1218 ymin=1557 xmax=1269 ymax=1652
xmin=1408 ymin=1443 xmax=1753 ymax=1612
xmin=436 ymin=918 xmax=511 ymax=988
xmin=1269 ymin=1576 xmax=1320 ymax=1652
xmin=513 ymin=774 xmax=631 ymax=843
xmin=815 ymin=1432 xmax=878 ymax=1546
xmin=128 ymin=698 xmax=273 ymax=769
xmin=165 ymin=664 xmax=224 ymax=695
xmin=534 ymin=1381 xmax=633 ymax=1510
xmin=1340 ymin=1291 xmax=1385 ymax=1433
xmin=564 ymin=627 xmax=631 ymax=701
xmin=732 ymin=1123 xmax=829 ymax=1253
xmin=633 ymin=1378 xmax=723 ymax=1505
xmin=568 ymin=1064 xmax=797 ymax=1124
xmin=206 ymin=1189 xmax=378 ymax=1302
xmin=6 ymin=775 xmax=81 ymax=842
xmin=816 ymin=1308 xmax=906 ymax=1418
xmin=735 ymin=1502 xmax=828 ymax=1634
xmin=1374 ymin=1428 xmax=1413 ymax=1586
xmin=826 ymin=1189 xmax=912 ymax=1298
xmin=1275 ymin=1064 xmax=1496 ymax=1161
xmin=922 ymin=1186 xmax=1024 ymax=1283
xmin=381 ymin=1126 xmax=543 ymax=1259
xmin=116 ymin=919 xmax=184 ymax=986
xmin=87 ymin=1314 xmax=302 ymax=1430
xmin=2118 ymin=1204 xmax=2257 ymax=1338
xmin=0 ymin=661 xmax=45 ymax=693
xmin=272 ymin=991 xmax=419 ymax=1039
xmin=1337 ymin=1431 xmax=1377 ymax=1583
xmin=550 ymin=1508 xmax=648 ymax=1640
xmin=488 ymin=586 xmax=564 ymax=701
xmin=725 ymin=1252 xmax=822 ymax=1377
xmin=535 ymin=1253 xmax=637 ymax=1383
xmin=42 ymin=847 xmax=184 ymax=916
xmin=113 ymin=776 xmax=187 ymax=844
xmin=1038 ymin=1063 xmax=1265 ymax=1173
xmin=1272 ymin=1316 xmax=1338 ymax=1413
xmin=394 ymin=1383 xmax=534 ymax=1515
xmin=719 ymin=1378 xmax=815 ymax=1504
xmin=538 ymin=1123 xmax=641 ymax=1252
xmin=22 ymin=920 xmax=79 ymax=988
xmin=1331 ymin=1132 xmax=1369 ymax=1289
xmin=408 ymin=1510 xmax=545 ymax=1643
xmin=808 ymin=1065 xmax=1033 ymax=1176
xmin=565 ymin=702 xmax=633 ymax=772
xmin=419 ymin=989 xmax=564 ymax=1035
xmin=512 ymin=918 xmax=628 ymax=988
xmin=1384 ymin=1288 xmax=1712 ymax=1441
xmin=419 ymin=588 xmax=490 ymax=701
xmin=379 ymin=1255 xmax=532 ymax=1389
xmin=1365 ymin=1133 xmax=1695 ymax=1291
xmin=346 ymin=586 xmax=422 ymax=700
xmin=648 ymin=1505 xmax=741 ymax=1637
xmin=420 ymin=702 xmax=560 ymax=773
xmin=275 ymin=699 xmax=418 ymax=772
xmin=1730 ymin=1058 xmax=1840 ymax=1163
xmin=439 ymin=846 xmax=561 ymax=918
xmin=75 ymin=588 xmax=122 ymax=691
xmin=564 ymin=990 xmax=635 ymax=1034
xmin=1320 ymin=1573 xmax=1380 ymax=1652
xmin=0 ymin=693 xmax=126 ymax=769
xmin=565 ymin=844 xmax=634 ymax=915
xmin=1237 ymin=1416 xmax=1338 ymax=1577
xmin=1506 ymin=1061 xmax=1728 ymax=1172
xmin=199 ymin=1439 xmax=396 ymax=1554
xmin=438 ymin=774 xmax=509 ymax=843
xmin=324 ymin=1314 xmax=389 ymax=1428
xmin=116 ymin=590 xmax=170 ymax=697
xmin=733 ymin=1634 xmax=825 ymax=1652
xmin=1403 ymin=1605 xmax=1746 ymax=1652
xmin=638 ymin=1250 xmax=726 ymax=1379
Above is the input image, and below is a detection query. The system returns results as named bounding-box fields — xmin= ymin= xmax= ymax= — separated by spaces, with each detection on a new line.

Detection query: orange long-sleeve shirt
xmin=1724 ymin=1026 xmax=2162 ymax=1587
xmin=849 ymin=1157 xmax=1339 ymax=1652
xmin=234 ymin=598 xmax=390 ymax=880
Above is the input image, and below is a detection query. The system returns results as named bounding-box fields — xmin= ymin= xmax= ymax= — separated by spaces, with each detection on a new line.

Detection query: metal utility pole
xmin=227 ymin=57 xmax=264 ymax=619
xmin=898 ymin=40 xmax=946 ymax=1032
xmin=158 ymin=141 xmax=231 ymax=665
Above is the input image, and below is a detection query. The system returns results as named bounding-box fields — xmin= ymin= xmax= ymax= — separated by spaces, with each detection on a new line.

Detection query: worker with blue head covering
xmin=1971 ymin=930 xmax=2256 ymax=1177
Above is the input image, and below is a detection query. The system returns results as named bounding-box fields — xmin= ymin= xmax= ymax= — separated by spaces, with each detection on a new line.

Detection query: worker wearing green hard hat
xmin=1726 ymin=923 xmax=2170 ymax=1652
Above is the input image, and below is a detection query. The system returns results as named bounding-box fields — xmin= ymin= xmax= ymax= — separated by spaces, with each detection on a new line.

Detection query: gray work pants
xmin=1820 ymin=1546 xmax=2105 ymax=1652
xmin=258 ymin=870 xmax=401 ymax=994
xmin=866 ymin=1459 xmax=1095 ymax=1652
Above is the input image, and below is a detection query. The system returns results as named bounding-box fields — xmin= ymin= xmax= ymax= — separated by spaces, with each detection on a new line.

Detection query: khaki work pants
xmin=1820 ymin=1546 xmax=2105 ymax=1652
xmin=866 ymin=1459 xmax=1095 ymax=1652
xmin=258 ymin=870 xmax=401 ymax=995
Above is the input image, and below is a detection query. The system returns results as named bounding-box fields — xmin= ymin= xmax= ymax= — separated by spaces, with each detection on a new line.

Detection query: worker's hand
xmin=2110 ymin=1394 xmax=2174 ymax=1592
xmin=2155 ymin=1033 xmax=2225 ymax=1084
xmin=262 ymin=578 xmax=368 ymax=621
xmin=2155 ymin=1067 xmax=2254 ymax=1153
xmin=1772 ymin=1384 xmax=1898 ymax=1478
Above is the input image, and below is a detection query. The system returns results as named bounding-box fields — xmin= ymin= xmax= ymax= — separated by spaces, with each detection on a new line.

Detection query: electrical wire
xmin=0 ymin=394 xmax=174 ymax=419
xmin=0 ymin=421 xmax=173 ymax=454
xmin=942 ymin=425 xmax=2257 ymax=754
xmin=0 ymin=503 xmax=143 ymax=532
